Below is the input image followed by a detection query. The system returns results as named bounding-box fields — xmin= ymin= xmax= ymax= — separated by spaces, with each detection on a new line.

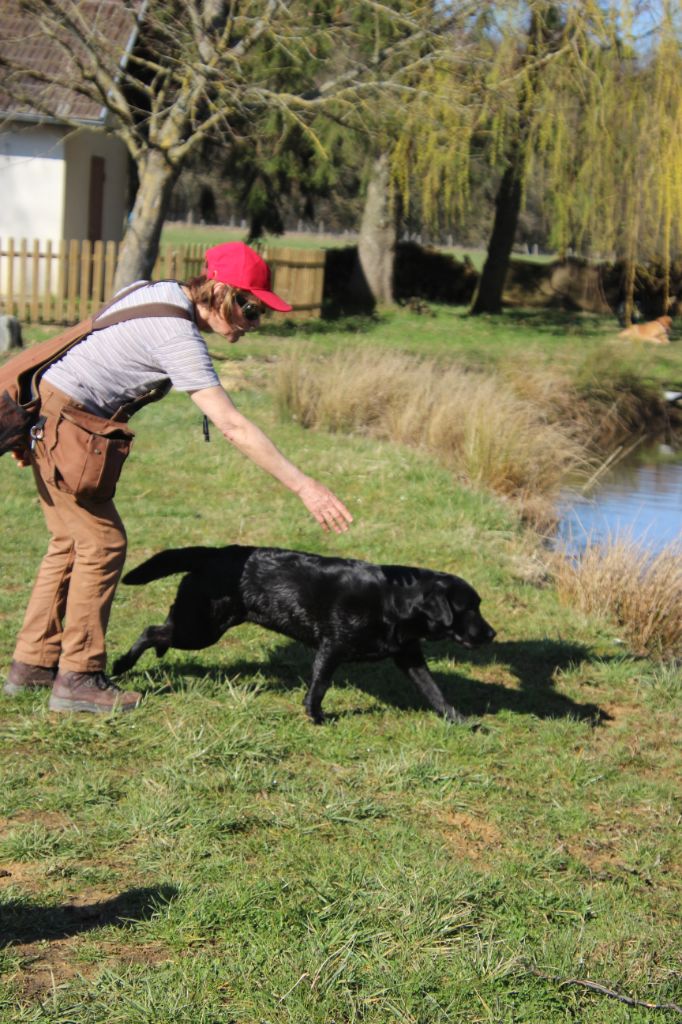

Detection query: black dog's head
xmin=435 ymin=578 xmax=496 ymax=648
xmin=392 ymin=574 xmax=496 ymax=648
xmin=451 ymin=604 xmax=496 ymax=648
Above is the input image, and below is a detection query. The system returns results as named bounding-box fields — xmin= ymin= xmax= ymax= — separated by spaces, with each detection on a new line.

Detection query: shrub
xmin=553 ymin=537 xmax=682 ymax=660
xmin=274 ymin=347 xmax=587 ymax=525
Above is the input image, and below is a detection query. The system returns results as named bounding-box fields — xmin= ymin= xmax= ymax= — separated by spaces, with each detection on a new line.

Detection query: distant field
xmin=159 ymin=221 xmax=538 ymax=271
xmin=161 ymin=222 xmax=360 ymax=252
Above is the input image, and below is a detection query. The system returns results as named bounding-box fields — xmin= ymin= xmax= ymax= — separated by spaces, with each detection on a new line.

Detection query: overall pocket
xmin=50 ymin=407 xmax=135 ymax=502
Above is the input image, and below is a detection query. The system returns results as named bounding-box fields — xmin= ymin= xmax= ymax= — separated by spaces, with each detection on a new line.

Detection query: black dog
xmin=113 ymin=545 xmax=496 ymax=724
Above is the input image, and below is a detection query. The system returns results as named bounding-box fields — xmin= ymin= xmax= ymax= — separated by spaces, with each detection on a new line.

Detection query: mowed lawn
xmin=0 ymin=309 xmax=680 ymax=1023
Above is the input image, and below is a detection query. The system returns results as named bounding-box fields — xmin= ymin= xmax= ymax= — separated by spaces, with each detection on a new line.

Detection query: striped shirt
xmin=43 ymin=281 xmax=220 ymax=417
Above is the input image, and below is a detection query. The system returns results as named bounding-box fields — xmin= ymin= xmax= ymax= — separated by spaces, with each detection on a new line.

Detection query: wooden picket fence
xmin=0 ymin=238 xmax=326 ymax=324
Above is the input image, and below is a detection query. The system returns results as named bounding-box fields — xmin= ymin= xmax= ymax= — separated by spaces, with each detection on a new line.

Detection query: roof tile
xmin=0 ymin=0 xmax=140 ymax=124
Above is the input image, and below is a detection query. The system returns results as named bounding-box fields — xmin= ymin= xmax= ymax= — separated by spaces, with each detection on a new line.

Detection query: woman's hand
xmin=295 ymin=477 xmax=353 ymax=533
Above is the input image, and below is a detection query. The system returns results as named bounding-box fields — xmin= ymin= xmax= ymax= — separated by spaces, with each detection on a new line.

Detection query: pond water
xmin=556 ymin=445 xmax=682 ymax=554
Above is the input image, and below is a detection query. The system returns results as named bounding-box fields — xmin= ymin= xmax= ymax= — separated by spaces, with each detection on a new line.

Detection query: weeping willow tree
xmin=391 ymin=0 xmax=589 ymax=313
xmin=392 ymin=0 xmax=682 ymax=318
xmin=391 ymin=32 xmax=481 ymax=241
xmin=536 ymin=0 xmax=682 ymax=320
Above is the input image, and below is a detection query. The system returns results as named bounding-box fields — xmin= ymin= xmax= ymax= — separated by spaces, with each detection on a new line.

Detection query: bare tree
xmin=0 ymin=0 xmax=436 ymax=289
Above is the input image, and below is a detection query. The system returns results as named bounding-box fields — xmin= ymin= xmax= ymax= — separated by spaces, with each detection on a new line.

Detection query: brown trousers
xmin=13 ymin=383 xmax=127 ymax=673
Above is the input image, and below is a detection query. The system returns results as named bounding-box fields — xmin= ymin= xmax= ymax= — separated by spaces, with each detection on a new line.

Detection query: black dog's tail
xmin=122 ymin=547 xmax=217 ymax=585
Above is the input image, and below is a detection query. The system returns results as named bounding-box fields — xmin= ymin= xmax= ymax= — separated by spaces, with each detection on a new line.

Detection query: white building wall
xmin=0 ymin=123 xmax=129 ymax=299
xmin=0 ymin=124 xmax=66 ymax=244
xmin=63 ymin=130 xmax=129 ymax=242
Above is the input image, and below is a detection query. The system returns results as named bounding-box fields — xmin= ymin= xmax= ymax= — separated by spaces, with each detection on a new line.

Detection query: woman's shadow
xmin=0 ymin=885 xmax=178 ymax=947
xmin=137 ymin=636 xmax=611 ymax=724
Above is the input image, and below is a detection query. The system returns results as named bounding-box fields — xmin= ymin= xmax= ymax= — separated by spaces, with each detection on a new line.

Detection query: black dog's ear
xmin=388 ymin=586 xmax=422 ymax=623
xmin=447 ymin=580 xmax=476 ymax=614
xmin=425 ymin=584 xmax=454 ymax=629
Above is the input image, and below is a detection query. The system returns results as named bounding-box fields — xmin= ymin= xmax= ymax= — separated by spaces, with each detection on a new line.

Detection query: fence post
xmin=18 ymin=238 xmax=28 ymax=322
xmin=79 ymin=239 xmax=92 ymax=320
xmin=8 ymin=238 xmax=15 ymax=316
xmin=30 ymin=239 xmax=40 ymax=322
xmin=66 ymin=239 xmax=79 ymax=323
xmin=104 ymin=240 xmax=117 ymax=301
xmin=43 ymin=239 xmax=53 ymax=323
xmin=92 ymin=240 xmax=105 ymax=308
xmin=55 ymin=240 xmax=67 ymax=323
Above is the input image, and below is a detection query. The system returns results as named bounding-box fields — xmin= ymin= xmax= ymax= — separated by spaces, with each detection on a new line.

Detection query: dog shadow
xmin=129 ymin=635 xmax=610 ymax=724
xmin=0 ymin=885 xmax=178 ymax=948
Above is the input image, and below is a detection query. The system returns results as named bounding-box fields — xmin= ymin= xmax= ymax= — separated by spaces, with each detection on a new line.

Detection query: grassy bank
xmin=271 ymin=315 xmax=680 ymax=519
xmin=1 ymin=309 xmax=680 ymax=1021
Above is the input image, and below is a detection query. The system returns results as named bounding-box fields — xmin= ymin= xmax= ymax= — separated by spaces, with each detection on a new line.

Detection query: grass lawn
xmin=161 ymin=222 xmax=360 ymax=252
xmin=159 ymin=222 xmax=549 ymax=270
xmin=1 ymin=310 xmax=680 ymax=1022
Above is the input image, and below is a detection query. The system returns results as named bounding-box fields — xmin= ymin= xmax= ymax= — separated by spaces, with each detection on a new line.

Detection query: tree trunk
xmin=114 ymin=150 xmax=181 ymax=290
xmin=470 ymin=7 xmax=557 ymax=318
xmin=351 ymin=152 xmax=397 ymax=306
xmin=621 ymin=210 xmax=640 ymax=325
xmin=469 ymin=158 xmax=522 ymax=315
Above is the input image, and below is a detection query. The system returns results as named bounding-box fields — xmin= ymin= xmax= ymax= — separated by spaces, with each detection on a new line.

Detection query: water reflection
xmin=557 ymin=450 xmax=682 ymax=553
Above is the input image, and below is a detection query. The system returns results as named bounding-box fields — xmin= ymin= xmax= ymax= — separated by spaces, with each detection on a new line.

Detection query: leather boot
xmin=3 ymin=660 xmax=57 ymax=696
xmin=49 ymin=671 xmax=141 ymax=714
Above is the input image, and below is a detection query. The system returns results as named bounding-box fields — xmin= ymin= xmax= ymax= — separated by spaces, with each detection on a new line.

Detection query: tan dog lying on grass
xmin=618 ymin=315 xmax=672 ymax=344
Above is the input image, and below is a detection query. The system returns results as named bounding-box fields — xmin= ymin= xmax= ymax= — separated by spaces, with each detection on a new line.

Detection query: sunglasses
xmin=235 ymin=293 xmax=264 ymax=322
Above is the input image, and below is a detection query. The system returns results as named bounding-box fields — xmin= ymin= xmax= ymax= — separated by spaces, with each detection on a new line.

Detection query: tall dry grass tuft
xmin=553 ymin=538 xmax=682 ymax=660
xmin=274 ymin=347 xmax=587 ymax=524
xmin=571 ymin=342 xmax=670 ymax=449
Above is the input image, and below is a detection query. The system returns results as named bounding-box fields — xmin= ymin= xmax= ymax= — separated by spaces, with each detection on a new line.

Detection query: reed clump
xmin=553 ymin=538 xmax=682 ymax=660
xmin=570 ymin=342 xmax=670 ymax=449
xmin=274 ymin=347 xmax=587 ymax=525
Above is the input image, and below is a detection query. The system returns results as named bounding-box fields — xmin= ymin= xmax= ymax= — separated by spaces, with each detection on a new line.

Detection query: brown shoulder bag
xmin=0 ymin=282 xmax=193 ymax=501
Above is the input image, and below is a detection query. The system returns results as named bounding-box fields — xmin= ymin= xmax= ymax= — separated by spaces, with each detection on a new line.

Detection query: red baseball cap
xmin=203 ymin=242 xmax=293 ymax=312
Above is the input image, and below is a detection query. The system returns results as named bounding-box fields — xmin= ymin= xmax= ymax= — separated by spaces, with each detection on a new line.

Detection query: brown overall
xmin=13 ymin=382 xmax=129 ymax=673
xmin=11 ymin=287 xmax=192 ymax=674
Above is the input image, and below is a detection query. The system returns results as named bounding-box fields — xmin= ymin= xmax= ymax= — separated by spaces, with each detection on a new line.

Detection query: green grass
xmin=160 ymin=223 xmax=358 ymax=251
xmin=214 ymin=303 xmax=682 ymax=384
xmin=1 ymin=314 xmax=681 ymax=1022
xmin=158 ymin=222 xmax=554 ymax=269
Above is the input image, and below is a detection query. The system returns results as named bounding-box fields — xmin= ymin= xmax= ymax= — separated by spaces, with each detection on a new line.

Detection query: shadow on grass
xmin=0 ymin=885 xmax=178 ymax=947
xmin=127 ymin=635 xmax=610 ymax=725
xmin=262 ymin=312 xmax=383 ymax=337
xmin=499 ymin=308 xmax=611 ymax=338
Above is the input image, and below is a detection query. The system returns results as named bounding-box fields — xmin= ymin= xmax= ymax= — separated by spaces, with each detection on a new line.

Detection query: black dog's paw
xmin=111 ymin=655 xmax=129 ymax=676
xmin=443 ymin=708 xmax=485 ymax=731
xmin=443 ymin=706 xmax=469 ymax=725
xmin=304 ymin=706 xmax=326 ymax=725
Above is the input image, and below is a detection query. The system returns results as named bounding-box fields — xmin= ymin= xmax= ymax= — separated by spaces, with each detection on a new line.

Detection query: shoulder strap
xmin=0 ymin=280 xmax=195 ymax=408
xmin=93 ymin=279 xmax=194 ymax=326
xmin=93 ymin=301 xmax=193 ymax=332
xmin=28 ymin=282 xmax=193 ymax=402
